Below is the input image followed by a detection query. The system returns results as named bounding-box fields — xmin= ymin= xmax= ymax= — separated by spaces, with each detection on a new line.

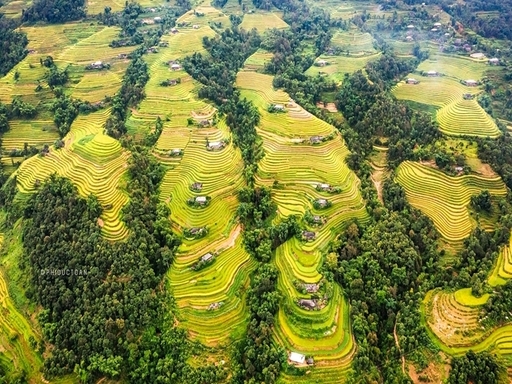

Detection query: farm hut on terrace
xmin=289 ymin=352 xmax=305 ymax=365
xmin=426 ymin=70 xmax=438 ymax=77
xmin=299 ymin=299 xmax=317 ymax=310
xmin=201 ymin=252 xmax=213 ymax=262
xmin=406 ymin=78 xmax=419 ymax=84
xmin=464 ymin=79 xmax=478 ymax=86
xmin=316 ymin=59 xmax=327 ymax=67
xmin=171 ymin=63 xmax=181 ymax=70
xmin=196 ymin=196 xmax=208 ymax=205
xmin=489 ymin=58 xmax=500 ymax=65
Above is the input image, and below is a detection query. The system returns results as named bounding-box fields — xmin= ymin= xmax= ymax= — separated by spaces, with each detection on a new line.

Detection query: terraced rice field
xmin=424 ymin=289 xmax=486 ymax=348
xmin=0 ymin=233 xmax=43 ymax=381
xmin=237 ymin=67 xmax=368 ymax=380
xmin=395 ymin=161 xmax=507 ymax=243
xmin=243 ymin=48 xmax=274 ymax=71
xmin=330 ymin=30 xmax=377 ymax=56
xmin=417 ymin=53 xmax=492 ymax=82
xmin=15 ymin=109 xmax=130 ymax=241
xmin=306 ymin=53 xmax=381 ymax=82
xmin=86 ymin=0 xmax=169 ymax=14
xmin=0 ymin=23 xmax=133 ymax=105
xmin=424 ymin=287 xmax=512 ymax=360
xmin=393 ymin=76 xmax=500 ymax=137
xmin=489 ymin=237 xmax=512 ymax=286
xmin=125 ymin=13 xmax=256 ymax=346
xmin=240 ymin=12 xmax=288 ymax=32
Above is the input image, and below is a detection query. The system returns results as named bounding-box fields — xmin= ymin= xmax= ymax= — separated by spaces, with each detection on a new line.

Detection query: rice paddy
xmin=239 ymin=12 xmax=288 ymax=32
xmin=393 ymin=75 xmax=500 ymax=137
xmin=123 ymin=9 xmax=257 ymax=346
xmin=14 ymin=109 xmax=130 ymax=241
xmin=236 ymin=64 xmax=368 ymax=381
xmin=395 ymin=161 xmax=507 ymax=243
xmin=306 ymin=53 xmax=381 ymax=82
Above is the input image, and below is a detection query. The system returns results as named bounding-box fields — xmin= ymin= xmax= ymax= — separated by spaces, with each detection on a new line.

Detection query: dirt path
xmin=371 ymin=176 xmax=383 ymax=204
xmin=394 ymin=312 xmax=406 ymax=375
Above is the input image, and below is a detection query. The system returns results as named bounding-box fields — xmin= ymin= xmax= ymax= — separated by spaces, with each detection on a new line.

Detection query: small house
xmin=406 ymin=36 xmax=414 ymax=41
xmin=463 ymin=93 xmax=473 ymax=100
xmin=431 ymin=28 xmax=438 ymax=32
xmin=191 ymin=182 xmax=203 ymax=191
xmin=171 ymin=27 xmax=179 ymax=34
xmin=313 ymin=215 xmax=322 ymax=224
xmin=207 ymin=141 xmax=225 ymax=151
xmin=454 ymin=38 xmax=463 ymax=46
xmin=199 ymin=119 xmax=210 ymax=127
xmin=196 ymin=196 xmax=208 ymax=205
xmin=426 ymin=70 xmax=438 ymax=77
xmin=407 ymin=24 xmax=415 ymax=29
xmin=302 ymin=231 xmax=316 ymax=241
xmin=406 ymin=78 xmax=419 ymax=84
xmin=118 ymin=53 xmax=128 ymax=59
xmin=201 ymin=252 xmax=213 ymax=262
xmin=310 ymin=135 xmax=324 ymax=144
xmin=307 ymin=357 xmax=314 ymax=365
xmin=168 ymin=79 xmax=178 ymax=86
xmin=147 ymin=47 xmax=158 ymax=54
xmin=299 ymin=299 xmax=317 ymax=310
xmin=316 ymin=198 xmax=328 ymax=208
xmin=170 ymin=148 xmax=182 ymax=156
xmin=470 ymin=52 xmax=486 ymax=59
xmin=316 ymin=59 xmax=327 ymax=67
xmin=273 ymin=104 xmax=285 ymax=111
xmin=489 ymin=58 xmax=500 ymax=65
xmin=154 ymin=16 xmax=162 ymax=22
xmin=444 ymin=33 xmax=450 ymax=37
xmin=171 ymin=63 xmax=181 ymax=71
xmin=91 ymin=61 xmax=103 ymax=69
xmin=304 ymin=283 xmax=319 ymax=293
xmin=464 ymin=79 xmax=478 ymax=86
xmin=434 ymin=22 xmax=442 ymax=27
xmin=455 ymin=166 xmax=464 ymax=172
xmin=193 ymin=24 xmax=200 ymax=29
xmin=289 ymin=352 xmax=305 ymax=365
xmin=189 ymin=227 xmax=205 ymax=235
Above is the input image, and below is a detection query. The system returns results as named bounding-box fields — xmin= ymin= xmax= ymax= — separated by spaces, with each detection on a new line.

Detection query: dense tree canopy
xmin=0 ymin=15 xmax=28 ymax=76
xmin=22 ymin=0 xmax=86 ymax=23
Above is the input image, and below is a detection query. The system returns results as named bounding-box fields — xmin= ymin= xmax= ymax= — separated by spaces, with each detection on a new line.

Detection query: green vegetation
xmin=3 ymin=0 xmax=512 ymax=382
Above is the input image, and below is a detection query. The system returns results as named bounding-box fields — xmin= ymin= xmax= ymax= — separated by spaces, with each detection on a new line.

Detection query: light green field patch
xmin=306 ymin=53 xmax=381 ymax=82
xmin=330 ymin=30 xmax=377 ymax=56
xmin=454 ymin=288 xmax=490 ymax=307
xmin=240 ymin=12 xmax=288 ymax=32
